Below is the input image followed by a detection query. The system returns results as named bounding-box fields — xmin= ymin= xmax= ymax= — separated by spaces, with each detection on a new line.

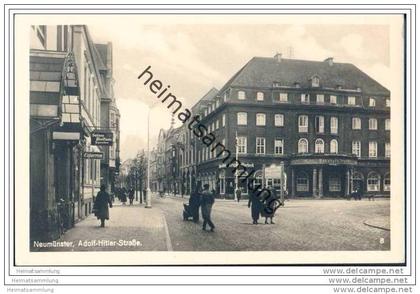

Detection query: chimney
xmin=324 ymin=57 xmax=334 ymax=66
xmin=274 ymin=52 xmax=282 ymax=62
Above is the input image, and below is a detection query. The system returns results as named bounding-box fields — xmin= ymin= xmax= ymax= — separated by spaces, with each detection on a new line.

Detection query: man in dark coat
xmin=120 ymin=187 xmax=127 ymax=205
xmin=235 ymin=188 xmax=242 ymax=203
xmin=128 ymin=188 xmax=135 ymax=205
xmin=248 ymin=190 xmax=262 ymax=224
xmin=94 ymin=185 xmax=113 ymax=227
xmin=201 ymin=184 xmax=215 ymax=232
xmin=189 ymin=185 xmax=201 ymax=223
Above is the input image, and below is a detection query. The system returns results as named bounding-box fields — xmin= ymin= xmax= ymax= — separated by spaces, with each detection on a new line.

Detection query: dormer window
xmin=311 ymin=76 xmax=320 ymax=87
xmin=238 ymin=90 xmax=246 ymax=100
xmin=294 ymin=82 xmax=301 ymax=88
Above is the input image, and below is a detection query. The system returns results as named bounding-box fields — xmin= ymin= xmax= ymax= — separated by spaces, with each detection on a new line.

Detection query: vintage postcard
xmin=12 ymin=11 xmax=406 ymax=266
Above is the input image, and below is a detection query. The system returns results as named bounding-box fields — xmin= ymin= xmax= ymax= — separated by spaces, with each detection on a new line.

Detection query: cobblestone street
xmin=34 ymin=194 xmax=390 ymax=252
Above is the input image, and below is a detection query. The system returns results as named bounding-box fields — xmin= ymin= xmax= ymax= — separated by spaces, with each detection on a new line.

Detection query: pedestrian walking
xmin=93 ymin=185 xmax=113 ymax=227
xmin=189 ymin=185 xmax=201 ymax=223
xmin=128 ymin=188 xmax=135 ymax=205
xmin=248 ymin=189 xmax=262 ymax=224
xmin=261 ymin=187 xmax=279 ymax=224
xmin=201 ymin=184 xmax=215 ymax=232
xmin=120 ymin=187 xmax=127 ymax=205
xmin=235 ymin=188 xmax=242 ymax=203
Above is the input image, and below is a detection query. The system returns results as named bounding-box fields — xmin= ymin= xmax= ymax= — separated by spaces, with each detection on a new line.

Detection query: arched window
xmin=384 ymin=173 xmax=390 ymax=191
xmin=315 ymin=138 xmax=324 ymax=153
xmin=367 ymin=172 xmax=381 ymax=192
xmin=253 ymin=170 xmax=263 ymax=189
xmin=296 ymin=172 xmax=309 ymax=192
xmin=330 ymin=139 xmax=338 ymax=154
xmin=298 ymin=138 xmax=308 ymax=153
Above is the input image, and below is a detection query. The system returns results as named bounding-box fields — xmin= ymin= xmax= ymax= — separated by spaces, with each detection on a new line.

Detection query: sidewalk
xmin=32 ymin=200 xmax=171 ymax=251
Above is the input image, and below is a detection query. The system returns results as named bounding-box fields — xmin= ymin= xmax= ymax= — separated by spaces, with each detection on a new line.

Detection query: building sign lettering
xmin=91 ymin=131 xmax=113 ymax=146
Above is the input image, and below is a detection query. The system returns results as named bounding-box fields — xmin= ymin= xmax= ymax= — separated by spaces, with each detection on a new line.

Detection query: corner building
xmin=196 ymin=54 xmax=390 ymax=198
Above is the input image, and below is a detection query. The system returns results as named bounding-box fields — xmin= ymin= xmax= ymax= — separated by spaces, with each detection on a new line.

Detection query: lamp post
xmin=145 ymin=107 xmax=152 ymax=208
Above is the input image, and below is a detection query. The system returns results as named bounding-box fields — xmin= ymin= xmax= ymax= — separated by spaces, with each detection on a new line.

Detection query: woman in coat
xmin=248 ymin=190 xmax=262 ymax=224
xmin=260 ymin=187 xmax=279 ymax=224
xmin=94 ymin=185 xmax=113 ymax=227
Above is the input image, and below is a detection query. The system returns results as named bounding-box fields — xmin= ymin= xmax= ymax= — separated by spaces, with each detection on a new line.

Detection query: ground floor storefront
xmin=194 ymin=155 xmax=390 ymax=199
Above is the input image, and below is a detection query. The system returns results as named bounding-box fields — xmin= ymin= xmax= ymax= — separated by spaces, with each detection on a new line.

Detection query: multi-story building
xmin=29 ymin=25 xmax=118 ymax=241
xmin=96 ymin=42 xmax=121 ymax=196
xmin=193 ymin=54 xmax=390 ymax=198
xmin=179 ymin=88 xmax=219 ymax=195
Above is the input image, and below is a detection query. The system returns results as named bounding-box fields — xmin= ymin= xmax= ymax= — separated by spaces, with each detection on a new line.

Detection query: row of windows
xmin=298 ymin=138 xmax=390 ymax=158
xmin=197 ymin=137 xmax=389 ymax=160
xmin=295 ymin=172 xmax=390 ymax=192
xmin=237 ymin=113 xmax=390 ymax=132
xmin=236 ymin=90 xmax=390 ymax=108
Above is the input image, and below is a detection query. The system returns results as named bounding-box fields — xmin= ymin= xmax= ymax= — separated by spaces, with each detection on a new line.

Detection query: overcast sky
xmin=86 ymin=16 xmax=400 ymax=161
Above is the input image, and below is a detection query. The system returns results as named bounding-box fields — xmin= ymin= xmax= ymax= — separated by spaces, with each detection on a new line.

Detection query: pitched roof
xmin=220 ymin=57 xmax=389 ymax=96
xmin=191 ymin=87 xmax=219 ymax=113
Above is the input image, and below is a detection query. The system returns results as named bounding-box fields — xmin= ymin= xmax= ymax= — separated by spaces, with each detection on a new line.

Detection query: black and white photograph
xmin=3 ymin=3 xmax=417 ymax=293
xmin=26 ymin=18 xmax=399 ymax=258
xmin=5 ymin=2 xmax=411 ymax=272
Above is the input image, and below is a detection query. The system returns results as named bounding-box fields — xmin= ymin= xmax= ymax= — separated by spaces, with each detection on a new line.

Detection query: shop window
xmin=367 ymin=173 xmax=380 ymax=192
xmin=254 ymin=170 xmax=263 ymax=189
xmin=296 ymin=173 xmax=309 ymax=192
xmin=329 ymin=176 xmax=341 ymax=192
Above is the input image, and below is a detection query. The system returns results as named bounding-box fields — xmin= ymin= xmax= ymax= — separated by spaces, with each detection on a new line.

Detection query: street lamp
xmin=145 ymin=101 xmax=160 ymax=208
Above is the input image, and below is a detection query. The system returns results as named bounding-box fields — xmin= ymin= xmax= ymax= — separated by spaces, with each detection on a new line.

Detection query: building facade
xmin=189 ymin=54 xmax=390 ymax=198
xmin=30 ymin=25 xmax=119 ymax=242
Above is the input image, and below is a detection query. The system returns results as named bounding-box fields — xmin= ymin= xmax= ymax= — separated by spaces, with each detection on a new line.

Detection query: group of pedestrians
xmin=248 ymin=187 xmax=281 ymax=224
xmin=184 ymin=184 xmax=216 ymax=232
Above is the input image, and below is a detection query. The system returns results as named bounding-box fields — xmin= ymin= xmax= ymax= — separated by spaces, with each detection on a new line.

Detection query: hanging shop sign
xmin=83 ymin=152 xmax=104 ymax=160
xmin=91 ymin=131 xmax=113 ymax=146
xmin=264 ymin=164 xmax=284 ymax=179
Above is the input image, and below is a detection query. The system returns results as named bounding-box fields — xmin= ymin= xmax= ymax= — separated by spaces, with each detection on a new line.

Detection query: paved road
xmin=33 ymin=195 xmax=390 ymax=252
xmin=156 ymin=196 xmax=390 ymax=251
